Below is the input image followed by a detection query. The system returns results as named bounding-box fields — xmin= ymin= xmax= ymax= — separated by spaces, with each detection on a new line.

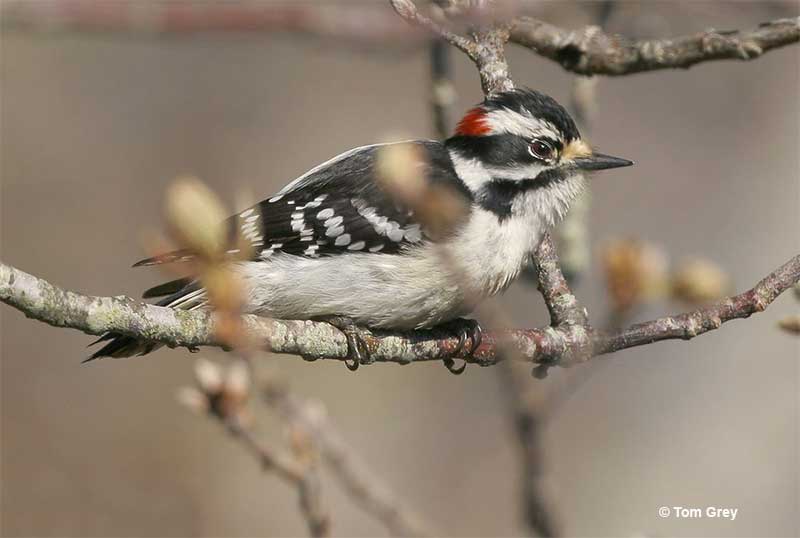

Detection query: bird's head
xmin=445 ymin=88 xmax=632 ymax=220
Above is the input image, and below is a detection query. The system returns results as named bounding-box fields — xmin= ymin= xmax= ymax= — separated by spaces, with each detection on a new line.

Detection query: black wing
xmin=136 ymin=140 xmax=471 ymax=289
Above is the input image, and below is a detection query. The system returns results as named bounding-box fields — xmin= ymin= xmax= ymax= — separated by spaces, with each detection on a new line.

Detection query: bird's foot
xmin=438 ymin=318 xmax=483 ymax=375
xmin=324 ymin=316 xmax=371 ymax=372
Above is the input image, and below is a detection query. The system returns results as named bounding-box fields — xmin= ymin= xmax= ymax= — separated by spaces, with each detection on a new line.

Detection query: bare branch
xmin=226 ymin=416 xmax=330 ymax=537
xmin=2 ymin=256 xmax=797 ymax=368
xmin=429 ymin=39 xmax=455 ymax=139
xmin=199 ymin=387 xmax=331 ymax=537
xmin=1 ymin=0 xmax=424 ymax=45
xmin=594 ymin=253 xmax=800 ymax=354
xmin=467 ymin=22 xmax=516 ymax=95
xmin=497 ymin=361 xmax=562 ymax=537
xmin=390 ymin=0 xmax=514 ymax=95
xmin=390 ymin=0 xmax=476 ymax=54
xmin=223 ymin=414 xmax=306 ymax=484
xmin=262 ymin=380 xmax=435 ymax=537
xmin=510 ymin=16 xmax=800 ymax=76
xmin=532 ymin=234 xmax=586 ymax=327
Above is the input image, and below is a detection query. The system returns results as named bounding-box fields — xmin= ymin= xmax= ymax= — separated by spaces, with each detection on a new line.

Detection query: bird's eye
xmin=528 ymin=139 xmax=554 ymax=161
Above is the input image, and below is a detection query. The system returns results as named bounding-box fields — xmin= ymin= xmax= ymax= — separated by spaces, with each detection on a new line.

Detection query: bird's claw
xmin=343 ymin=330 xmax=367 ymax=371
xmin=440 ymin=318 xmax=483 ymax=375
xmin=443 ymin=357 xmax=467 ymax=375
xmin=325 ymin=317 xmax=370 ymax=372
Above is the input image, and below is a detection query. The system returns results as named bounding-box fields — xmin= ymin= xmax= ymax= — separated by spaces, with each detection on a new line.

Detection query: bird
xmin=89 ymin=88 xmax=632 ymax=371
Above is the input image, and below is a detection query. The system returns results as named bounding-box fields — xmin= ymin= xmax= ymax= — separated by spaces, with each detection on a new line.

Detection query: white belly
xmin=236 ymin=248 xmax=468 ymax=329
xmin=234 ymin=206 xmax=549 ymax=329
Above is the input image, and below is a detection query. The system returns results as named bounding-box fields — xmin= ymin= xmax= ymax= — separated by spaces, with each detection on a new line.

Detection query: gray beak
xmin=573 ymin=153 xmax=634 ymax=171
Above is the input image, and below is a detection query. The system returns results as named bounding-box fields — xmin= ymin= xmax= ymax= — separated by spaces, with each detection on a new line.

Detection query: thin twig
xmin=183 ymin=356 xmax=331 ymax=537
xmin=532 ymin=235 xmax=587 ymax=327
xmin=223 ymin=414 xmax=330 ymax=537
xmin=510 ymin=16 xmax=800 ymax=76
xmin=223 ymin=414 xmax=305 ymax=483
xmin=1 ymin=0 xmax=424 ymax=45
xmin=390 ymin=0 xmax=514 ymax=95
xmin=496 ymin=361 xmax=562 ymax=537
xmin=430 ymin=38 xmax=454 ymax=139
xmin=390 ymin=0 xmax=476 ymax=54
xmin=262 ymin=380 xmax=435 ymax=537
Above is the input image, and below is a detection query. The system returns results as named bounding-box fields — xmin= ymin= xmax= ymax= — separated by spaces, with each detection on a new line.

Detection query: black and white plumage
xmin=90 ymin=88 xmax=632 ymax=360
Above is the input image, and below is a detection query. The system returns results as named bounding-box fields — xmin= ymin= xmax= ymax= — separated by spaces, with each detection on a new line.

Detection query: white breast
xmin=443 ymin=207 xmax=543 ymax=296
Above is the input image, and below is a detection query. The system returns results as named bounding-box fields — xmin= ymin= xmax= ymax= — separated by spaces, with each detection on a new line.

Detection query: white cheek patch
xmin=484 ymin=107 xmax=560 ymax=141
xmin=483 ymin=163 xmax=547 ymax=181
xmin=448 ymin=150 xmax=492 ymax=191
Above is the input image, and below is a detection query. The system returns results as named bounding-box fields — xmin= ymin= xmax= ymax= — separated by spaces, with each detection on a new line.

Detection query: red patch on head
xmin=455 ymin=107 xmax=490 ymax=136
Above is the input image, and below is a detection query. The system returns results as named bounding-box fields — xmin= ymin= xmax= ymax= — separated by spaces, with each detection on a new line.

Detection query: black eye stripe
xmin=544 ymin=137 xmax=562 ymax=152
xmin=447 ymin=133 xmax=563 ymax=167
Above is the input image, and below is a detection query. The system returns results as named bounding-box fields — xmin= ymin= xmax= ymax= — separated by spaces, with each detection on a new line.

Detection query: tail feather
xmin=142 ymin=277 xmax=191 ymax=299
xmin=85 ymin=334 xmax=160 ymax=362
xmin=86 ymin=280 xmax=203 ymax=361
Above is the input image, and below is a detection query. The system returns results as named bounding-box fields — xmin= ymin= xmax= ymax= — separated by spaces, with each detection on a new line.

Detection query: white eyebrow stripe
xmin=483 ymin=163 xmax=547 ymax=181
xmin=484 ymin=108 xmax=560 ymax=141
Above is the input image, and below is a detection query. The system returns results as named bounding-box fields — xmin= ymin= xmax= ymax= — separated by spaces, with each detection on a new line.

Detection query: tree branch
xmin=2 ymin=257 xmax=798 ymax=368
xmin=510 ymin=16 xmax=800 ymax=76
xmin=390 ymin=0 xmax=476 ymax=55
xmin=390 ymin=0 xmax=514 ymax=95
xmin=262 ymin=379 xmax=435 ymax=537
xmin=532 ymin=234 xmax=586 ymax=327
xmin=224 ymin=417 xmax=330 ymax=537
xmin=186 ymin=365 xmax=332 ymax=538
xmin=1 ymin=0 xmax=424 ymax=45
xmin=594 ymin=253 xmax=800 ymax=353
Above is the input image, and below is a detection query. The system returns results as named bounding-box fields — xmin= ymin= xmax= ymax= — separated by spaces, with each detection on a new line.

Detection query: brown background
xmin=2 ymin=1 xmax=799 ymax=536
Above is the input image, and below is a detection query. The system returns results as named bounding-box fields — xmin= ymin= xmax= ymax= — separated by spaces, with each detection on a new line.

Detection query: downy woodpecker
xmin=90 ymin=88 xmax=632 ymax=368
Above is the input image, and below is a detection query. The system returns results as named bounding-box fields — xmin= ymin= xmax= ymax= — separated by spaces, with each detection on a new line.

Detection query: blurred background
xmin=2 ymin=1 xmax=799 ymax=536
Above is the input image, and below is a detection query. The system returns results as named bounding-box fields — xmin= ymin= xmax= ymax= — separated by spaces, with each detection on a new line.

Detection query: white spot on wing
xmin=334 ymin=234 xmax=351 ymax=246
xmin=403 ymin=224 xmax=422 ymax=242
xmin=324 ymin=216 xmax=343 ymax=228
xmin=317 ymin=208 xmax=335 ymax=220
xmin=325 ymin=225 xmax=344 ymax=237
xmin=348 ymin=241 xmax=365 ymax=251
xmin=268 ymin=195 xmax=283 ymax=203
xmin=387 ymin=224 xmax=404 ymax=242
